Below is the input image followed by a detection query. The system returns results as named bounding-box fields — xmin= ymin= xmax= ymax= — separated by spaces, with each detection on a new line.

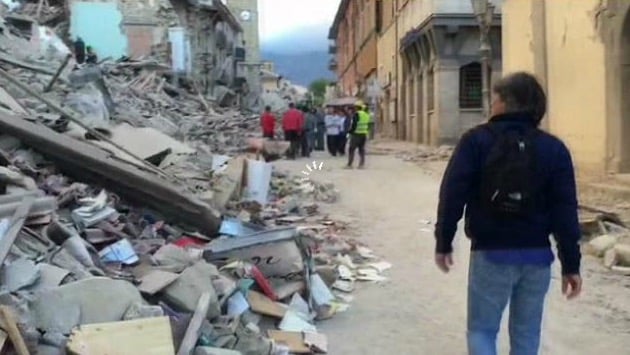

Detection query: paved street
xmin=275 ymin=142 xmax=630 ymax=355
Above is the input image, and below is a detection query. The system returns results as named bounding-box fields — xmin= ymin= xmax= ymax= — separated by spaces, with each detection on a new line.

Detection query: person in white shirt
xmin=324 ymin=107 xmax=341 ymax=156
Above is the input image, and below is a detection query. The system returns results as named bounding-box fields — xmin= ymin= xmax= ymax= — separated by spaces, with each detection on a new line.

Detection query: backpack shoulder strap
xmin=481 ymin=122 xmax=501 ymax=139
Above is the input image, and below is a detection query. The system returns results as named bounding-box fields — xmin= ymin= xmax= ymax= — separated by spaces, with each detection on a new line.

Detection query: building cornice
xmin=400 ymin=13 xmax=501 ymax=51
xmin=328 ymin=0 xmax=350 ymax=39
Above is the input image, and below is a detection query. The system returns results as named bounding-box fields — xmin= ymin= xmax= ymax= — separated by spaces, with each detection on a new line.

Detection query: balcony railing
xmin=328 ymin=44 xmax=337 ymax=54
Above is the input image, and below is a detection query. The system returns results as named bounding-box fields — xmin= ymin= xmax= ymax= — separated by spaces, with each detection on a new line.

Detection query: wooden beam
xmin=177 ymin=292 xmax=211 ymax=355
xmin=67 ymin=317 xmax=174 ymax=355
xmin=44 ymin=54 xmax=72 ymax=93
xmin=0 ymin=306 xmax=30 ymax=355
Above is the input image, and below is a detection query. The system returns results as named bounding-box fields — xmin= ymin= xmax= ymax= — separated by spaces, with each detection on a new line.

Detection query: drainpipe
xmin=533 ymin=0 xmax=550 ymax=130
xmin=472 ymin=0 xmax=495 ymax=120
xmin=394 ymin=0 xmax=399 ymax=136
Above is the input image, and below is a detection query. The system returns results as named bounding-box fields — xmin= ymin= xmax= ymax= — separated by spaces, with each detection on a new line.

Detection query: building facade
xmin=168 ymin=0 xmax=243 ymax=101
xmin=378 ymin=0 xmax=502 ymax=145
xmin=331 ymin=0 xmax=503 ymax=145
xmin=225 ymin=0 xmax=260 ymax=62
xmin=68 ymin=0 xmax=179 ymax=60
xmin=502 ymin=0 xmax=630 ymax=175
xmin=328 ymin=0 xmax=378 ymax=98
xmin=376 ymin=0 xmax=398 ymax=139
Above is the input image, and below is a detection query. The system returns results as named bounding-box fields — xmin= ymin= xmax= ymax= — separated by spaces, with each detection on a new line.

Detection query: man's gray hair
xmin=492 ymin=72 xmax=547 ymax=124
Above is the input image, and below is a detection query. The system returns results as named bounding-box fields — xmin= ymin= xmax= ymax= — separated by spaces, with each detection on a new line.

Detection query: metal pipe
xmin=481 ymin=42 xmax=491 ymax=119
xmin=471 ymin=0 xmax=495 ymax=119
xmin=394 ymin=0 xmax=399 ymax=137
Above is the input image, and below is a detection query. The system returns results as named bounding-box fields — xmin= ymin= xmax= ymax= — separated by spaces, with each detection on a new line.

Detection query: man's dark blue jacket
xmin=434 ymin=112 xmax=581 ymax=275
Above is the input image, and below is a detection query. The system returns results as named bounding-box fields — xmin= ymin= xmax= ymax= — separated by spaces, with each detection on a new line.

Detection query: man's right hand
xmin=435 ymin=253 xmax=454 ymax=273
xmin=562 ymin=274 xmax=582 ymax=300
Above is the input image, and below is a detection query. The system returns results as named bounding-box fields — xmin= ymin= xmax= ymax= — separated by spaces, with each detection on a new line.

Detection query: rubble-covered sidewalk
xmin=0 ymin=5 xmax=390 ymax=355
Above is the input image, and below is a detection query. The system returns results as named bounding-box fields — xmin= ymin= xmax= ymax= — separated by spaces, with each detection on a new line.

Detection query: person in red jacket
xmin=260 ymin=106 xmax=276 ymax=139
xmin=282 ymin=102 xmax=304 ymax=159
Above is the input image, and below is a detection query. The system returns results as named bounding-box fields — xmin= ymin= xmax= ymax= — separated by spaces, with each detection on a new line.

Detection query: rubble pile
xmin=396 ymin=145 xmax=453 ymax=164
xmin=102 ymin=61 xmax=263 ymax=155
xmin=581 ymin=207 xmax=630 ymax=275
xmin=0 ymin=8 xmax=382 ymax=355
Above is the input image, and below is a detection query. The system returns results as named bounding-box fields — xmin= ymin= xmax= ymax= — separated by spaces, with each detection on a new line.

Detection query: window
xmin=459 ymin=62 xmax=482 ymax=109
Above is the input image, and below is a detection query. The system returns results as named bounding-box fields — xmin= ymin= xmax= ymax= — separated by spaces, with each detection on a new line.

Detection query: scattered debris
xmin=0 ymin=5 xmax=389 ymax=354
xmin=580 ymin=205 xmax=630 ymax=273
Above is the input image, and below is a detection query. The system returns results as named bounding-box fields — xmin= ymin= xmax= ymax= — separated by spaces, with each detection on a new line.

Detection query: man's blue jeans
xmin=467 ymin=252 xmax=551 ymax=355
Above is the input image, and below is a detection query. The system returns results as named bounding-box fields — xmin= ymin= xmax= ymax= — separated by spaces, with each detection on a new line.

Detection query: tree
xmin=308 ymin=78 xmax=330 ymax=106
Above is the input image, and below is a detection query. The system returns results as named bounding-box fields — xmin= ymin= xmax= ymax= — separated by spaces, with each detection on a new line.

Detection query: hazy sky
xmin=258 ymin=0 xmax=340 ymax=41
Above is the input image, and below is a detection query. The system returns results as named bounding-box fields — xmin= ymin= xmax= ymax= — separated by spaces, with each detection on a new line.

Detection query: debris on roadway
xmin=0 ymin=6 xmax=388 ymax=355
xmin=580 ymin=205 xmax=630 ymax=275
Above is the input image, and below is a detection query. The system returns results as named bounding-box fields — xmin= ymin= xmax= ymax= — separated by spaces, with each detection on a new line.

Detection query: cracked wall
xmin=69 ymin=0 xmax=177 ymax=60
xmin=502 ymin=0 xmax=626 ymax=174
xmin=69 ymin=0 xmax=128 ymax=59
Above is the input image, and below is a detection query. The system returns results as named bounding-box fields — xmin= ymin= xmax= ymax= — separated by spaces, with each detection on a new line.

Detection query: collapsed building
xmin=0 ymin=1 xmax=390 ymax=354
xmin=0 ymin=0 xmax=260 ymax=108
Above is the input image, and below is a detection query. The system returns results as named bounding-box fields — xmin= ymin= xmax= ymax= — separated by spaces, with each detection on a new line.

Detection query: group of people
xmin=261 ymin=103 xmax=319 ymax=159
xmin=323 ymin=106 xmax=350 ymax=157
xmin=260 ymin=101 xmax=373 ymax=168
xmin=325 ymin=101 xmax=372 ymax=168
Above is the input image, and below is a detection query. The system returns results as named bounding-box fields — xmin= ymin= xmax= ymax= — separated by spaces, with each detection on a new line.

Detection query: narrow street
xmin=275 ymin=141 xmax=630 ymax=355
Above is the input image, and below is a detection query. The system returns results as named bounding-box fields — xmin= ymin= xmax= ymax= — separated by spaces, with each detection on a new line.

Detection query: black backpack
xmin=479 ymin=124 xmax=541 ymax=217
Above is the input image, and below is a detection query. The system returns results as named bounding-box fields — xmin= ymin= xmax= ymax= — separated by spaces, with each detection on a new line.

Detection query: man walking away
xmin=434 ymin=72 xmax=582 ymax=355
xmin=324 ymin=107 xmax=340 ymax=156
xmin=282 ymin=103 xmax=303 ymax=159
xmin=261 ymin=105 xmax=275 ymax=139
xmin=315 ymin=107 xmax=326 ymax=151
xmin=346 ymin=101 xmax=370 ymax=169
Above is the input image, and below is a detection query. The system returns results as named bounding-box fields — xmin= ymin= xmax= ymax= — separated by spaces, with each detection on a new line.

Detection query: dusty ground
xmin=274 ymin=140 xmax=630 ymax=355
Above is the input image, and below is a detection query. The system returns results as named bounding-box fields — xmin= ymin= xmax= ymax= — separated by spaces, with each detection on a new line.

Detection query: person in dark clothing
xmin=301 ymin=108 xmax=316 ymax=157
xmin=434 ymin=72 xmax=582 ymax=355
xmin=314 ymin=108 xmax=326 ymax=151
xmin=86 ymin=46 xmax=98 ymax=64
xmin=337 ymin=106 xmax=351 ymax=156
xmin=345 ymin=101 xmax=370 ymax=169
xmin=73 ymin=37 xmax=85 ymax=64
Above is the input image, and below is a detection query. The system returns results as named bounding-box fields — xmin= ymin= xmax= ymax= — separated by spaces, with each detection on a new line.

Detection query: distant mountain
xmin=261 ymin=50 xmax=333 ymax=87
xmin=261 ymin=24 xmax=334 ymax=87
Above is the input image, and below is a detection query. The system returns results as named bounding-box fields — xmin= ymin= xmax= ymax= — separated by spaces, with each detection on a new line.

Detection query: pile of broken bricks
xmin=0 ymin=10 xmax=391 ymax=355
xmin=396 ymin=145 xmax=454 ymax=164
xmin=0 ymin=149 xmax=391 ymax=355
